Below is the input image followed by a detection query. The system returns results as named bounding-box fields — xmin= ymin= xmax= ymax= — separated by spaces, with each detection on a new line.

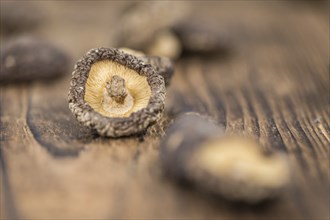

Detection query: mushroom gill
xmin=84 ymin=60 xmax=151 ymax=118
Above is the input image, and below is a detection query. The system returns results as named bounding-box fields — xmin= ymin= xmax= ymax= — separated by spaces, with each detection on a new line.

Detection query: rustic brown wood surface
xmin=0 ymin=1 xmax=329 ymax=219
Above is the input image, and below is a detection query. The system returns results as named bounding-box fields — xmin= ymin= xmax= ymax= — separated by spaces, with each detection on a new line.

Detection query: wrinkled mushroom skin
xmin=119 ymin=48 xmax=174 ymax=86
xmin=139 ymin=56 xmax=174 ymax=86
xmin=0 ymin=36 xmax=70 ymax=83
xmin=160 ymin=113 xmax=291 ymax=203
xmin=68 ymin=48 xmax=166 ymax=137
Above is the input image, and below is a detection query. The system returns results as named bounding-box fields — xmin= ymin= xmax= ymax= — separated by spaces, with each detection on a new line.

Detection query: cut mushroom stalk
xmin=106 ymin=75 xmax=128 ymax=104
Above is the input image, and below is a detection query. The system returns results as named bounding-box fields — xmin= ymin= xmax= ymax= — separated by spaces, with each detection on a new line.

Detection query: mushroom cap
xmin=171 ymin=20 xmax=229 ymax=55
xmin=119 ymin=47 xmax=175 ymax=86
xmin=114 ymin=1 xmax=190 ymax=51
xmin=0 ymin=35 xmax=70 ymax=83
xmin=160 ymin=113 xmax=290 ymax=203
xmin=139 ymin=56 xmax=174 ymax=86
xmin=68 ymin=48 xmax=166 ymax=137
xmin=189 ymin=136 xmax=291 ymax=203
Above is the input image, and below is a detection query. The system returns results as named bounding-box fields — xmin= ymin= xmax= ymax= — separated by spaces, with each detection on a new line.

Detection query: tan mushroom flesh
xmin=84 ymin=60 xmax=151 ymax=118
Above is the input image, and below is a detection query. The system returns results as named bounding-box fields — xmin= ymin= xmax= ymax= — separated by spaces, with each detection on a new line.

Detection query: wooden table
xmin=1 ymin=1 xmax=329 ymax=219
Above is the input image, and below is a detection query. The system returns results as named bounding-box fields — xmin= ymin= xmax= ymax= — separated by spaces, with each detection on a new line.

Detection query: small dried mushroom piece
xmin=146 ymin=29 xmax=182 ymax=60
xmin=119 ymin=48 xmax=174 ymax=86
xmin=114 ymin=2 xmax=230 ymax=59
xmin=114 ymin=1 xmax=189 ymax=59
xmin=0 ymin=36 xmax=70 ymax=83
xmin=68 ymin=48 xmax=166 ymax=137
xmin=160 ymin=113 xmax=291 ymax=203
xmin=171 ymin=20 xmax=229 ymax=55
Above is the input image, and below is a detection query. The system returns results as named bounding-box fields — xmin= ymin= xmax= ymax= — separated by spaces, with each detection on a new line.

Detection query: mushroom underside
xmin=84 ymin=60 xmax=151 ymax=118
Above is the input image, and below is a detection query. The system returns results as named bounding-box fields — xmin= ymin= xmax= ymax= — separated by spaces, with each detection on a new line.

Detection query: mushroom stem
xmin=106 ymin=75 xmax=128 ymax=104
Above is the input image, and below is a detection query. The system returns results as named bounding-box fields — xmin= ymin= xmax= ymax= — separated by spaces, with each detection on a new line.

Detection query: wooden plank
xmin=0 ymin=1 xmax=329 ymax=219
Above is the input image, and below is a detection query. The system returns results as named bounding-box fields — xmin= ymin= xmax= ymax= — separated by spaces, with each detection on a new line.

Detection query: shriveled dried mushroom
xmin=0 ymin=1 xmax=44 ymax=35
xmin=119 ymin=48 xmax=174 ymax=86
xmin=171 ymin=20 xmax=229 ymax=55
xmin=0 ymin=36 xmax=70 ymax=83
xmin=113 ymin=1 xmax=189 ymax=59
xmin=160 ymin=113 xmax=291 ymax=203
xmin=68 ymin=48 xmax=166 ymax=137
xmin=114 ymin=2 xmax=230 ymax=59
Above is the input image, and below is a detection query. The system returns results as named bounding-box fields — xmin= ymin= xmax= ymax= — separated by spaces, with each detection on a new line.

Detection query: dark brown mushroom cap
xmin=160 ymin=113 xmax=223 ymax=179
xmin=160 ymin=113 xmax=290 ymax=203
xmin=68 ymin=48 xmax=166 ymax=137
xmin=114 ymin=1 xmax=190 ymax=51
xmin=0 ymin=35 xmax=70 ymax=83
xmin=171 ymin=20 xmax=229 ymax=55
xmin=139 ymin=56 xmax=174 ymax=86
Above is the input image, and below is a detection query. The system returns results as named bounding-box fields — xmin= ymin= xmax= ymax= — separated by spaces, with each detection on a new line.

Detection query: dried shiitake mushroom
xmin=0 ymin=35 xmax=70 ymax=83
xmin=119 ymin=48 xmax=174 ymax=86
xmin=160 ymin=113 xmax=291 ymax=203
xmin=114 ymin=2 xmax=230 ymax=59
xmin=113 ymin=1 xmax=189 ymax=59
xmin=68 ymin=48 xmax=166 ymax=137
xmin=171 ymin=20 xmax=229 ymax=55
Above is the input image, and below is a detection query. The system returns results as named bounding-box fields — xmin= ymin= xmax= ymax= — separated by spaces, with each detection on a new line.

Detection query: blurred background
xmin=1 ymin=1 xmax=328 ymax=61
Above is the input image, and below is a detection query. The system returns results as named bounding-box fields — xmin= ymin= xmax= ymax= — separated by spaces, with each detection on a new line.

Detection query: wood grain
xmin=1 ymin=1 xmax=329 ymax=219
